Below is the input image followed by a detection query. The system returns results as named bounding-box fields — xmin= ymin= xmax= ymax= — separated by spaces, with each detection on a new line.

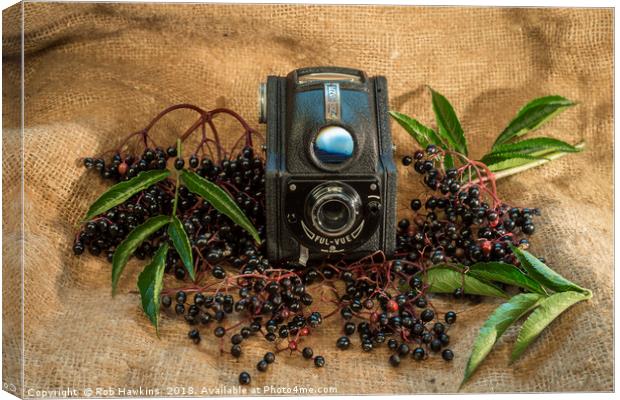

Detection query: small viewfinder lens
xmin=313 ymin=126 xmax=354 ymax=164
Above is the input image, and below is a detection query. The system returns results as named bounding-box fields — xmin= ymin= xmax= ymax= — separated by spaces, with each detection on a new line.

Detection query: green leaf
xmin=462 ymin=293 xmax=544 ymax=385
xmin=84 ymin=170 xmax=170 ymax=220
xmin=112 ymin=215 xmax=170 ymax=295
xmin=422 ymin=266 xmax=508 ymax=298
xmin=180 ymin=170 xmax=260 ymax=243
xmin=389 ymin=111 xmax=432 ymax=149
xmin=511 ymin=290 xmax=591 ymax=362
xmin=168 ymin=216 xmax=195 ymax=281
xmin=430 ymin=88 xmax=468 ymax=155
xmin=489 ymin=137 xmax=581 ymax=156
xmin=137 ymin=243 xmax=169 ymax=335
xmin=468 ymin=262 xmax=546 ymax=295
xmin=481 ymin=152 xmax=546 ymax=166
xmin=443 ymin=153 xmax=455 ymax=169
xmin=510 ymin=245 xmax=587 ymax=293
xmin=487 ymin=142 xmax=585 ymax=178
xmin=493 ymin=95 xmax=575 ymax=147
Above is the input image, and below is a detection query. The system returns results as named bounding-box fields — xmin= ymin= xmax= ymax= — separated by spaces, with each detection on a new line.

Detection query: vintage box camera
xmin=259 ymin=67 xmax=397 ymax=264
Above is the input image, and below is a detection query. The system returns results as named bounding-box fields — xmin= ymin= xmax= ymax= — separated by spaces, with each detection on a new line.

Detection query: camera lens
xmin=307 ymin=182 xmax=362 ymax=237
xmin=317 ymin=200 xmax=349 ymax=232
xmin=313 ymin=126 xmax=354 ymax=164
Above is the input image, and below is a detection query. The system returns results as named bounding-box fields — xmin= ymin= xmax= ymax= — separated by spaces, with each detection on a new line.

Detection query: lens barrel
xmin=306 ymin=182 xmax=362 ymax=237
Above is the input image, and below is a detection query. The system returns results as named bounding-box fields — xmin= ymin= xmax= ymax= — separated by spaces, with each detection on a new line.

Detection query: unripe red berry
xmin=387 ymin=299 xmax=399 ymax=313
xmin=118 ymin=162 xmax=128 ymax=176
xmin=481 ymin=240 xmax=492 ymax=255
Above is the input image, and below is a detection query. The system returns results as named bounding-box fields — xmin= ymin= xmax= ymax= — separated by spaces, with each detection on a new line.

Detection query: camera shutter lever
xmin=298 ymin=245 xmax=309 ymax=266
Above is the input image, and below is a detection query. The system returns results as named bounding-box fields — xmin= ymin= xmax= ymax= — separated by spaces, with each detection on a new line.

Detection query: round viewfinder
xmin=313 ymin=126 xmax=354 ymax=164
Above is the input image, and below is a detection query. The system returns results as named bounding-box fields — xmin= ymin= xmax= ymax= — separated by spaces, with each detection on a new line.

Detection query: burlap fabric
xmin=2 ymin=3 xmax=613 ymax=396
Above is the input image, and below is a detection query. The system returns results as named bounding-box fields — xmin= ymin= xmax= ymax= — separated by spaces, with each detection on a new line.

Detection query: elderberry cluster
xmin=75 ymin=146 xmax=266 ymax=280
xmin=397 ymin=145 xmax=539 ymax=268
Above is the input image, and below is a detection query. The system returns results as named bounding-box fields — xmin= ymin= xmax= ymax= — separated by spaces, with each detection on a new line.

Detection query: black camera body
xmin=259 ymin=67 xmax=397 ymax=263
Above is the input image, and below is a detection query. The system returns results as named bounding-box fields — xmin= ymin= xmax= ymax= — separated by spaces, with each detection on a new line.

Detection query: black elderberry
xmin=239 ymin=372 xmax=251 ymax=385
xmin=314 ymin=356 xmax=325 ymax=367
xmin=430 ymin=339 xmax=442 ymax=352
xmin=188 ymin=329 xmax=200 ymax=344
xmin=161 ymin=295 xmax=172 ymax=308
xmin=166 ymin=146 xmax=177 ymax=157
xmin=412 ymin=347 xmax=425 ymax=361
xmin=176 ymin=291 xmax=187 ymax=304
xmin=397 ymin=343 xmax=410 ymax=356
xmin=410 ymin=199 xmax=422 ymax=211
xmin=445 ymin=311 xmax=457 ymax=324
xmin=336 ymin=336 xmax=351 ymax=350
xmin=302 ymin=347 xmax=314 ymax=359
xmin=73 ymin=243 xmax=84 ymax=255
xmin=387 ymin=338 xmax=398 ymax=350
xmin=231 ymin=334 xmax=243 ymax=345
xmin=416 ymin=297 xmax=428 ymax=308
xmin=389 ymin=354 xmax=401 ymax=367
xmin=344 ymin=322 xmax=356 ymax=336
xmin=522 ymin=223 xmax=535 ymax=235
xmin=200 ymin=314 xmax=212 ymax=325
xmin=174 ymin=158 xmax=185 ymax=170
xmin=214 ymin=326 xmax=226 ymax=337
xmin=175 ymin=304 xmax=185 ymax=315
xmin=442 ymin=349 xmax=454 ymax=361
xmin=402 ymin=155 xmax=413 ymax=166
xmin=256 ymin=359 xmax=268 ymax=372
xmin=433 ymin=322 xmax=445 ymax=334
xmin=231 ymin=344 xmax=242 ymax=358
xmin=189 ymin=155 xmax=199 ymax=168
xmin=439 ymin=333 xmax=450 ymax=345
xmin=263 ymin=352 xmax=275 ymax=364
xmin=421 ymin=309 xmax=434 ymax=322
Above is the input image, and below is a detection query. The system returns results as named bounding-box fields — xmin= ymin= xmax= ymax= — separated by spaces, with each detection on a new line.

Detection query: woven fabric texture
xmin=2 ymin=3 xmax=613 ymax=395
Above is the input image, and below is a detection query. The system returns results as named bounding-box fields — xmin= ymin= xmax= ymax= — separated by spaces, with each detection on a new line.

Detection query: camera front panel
xmin=283 ymin=177 xmax=383 ymax=254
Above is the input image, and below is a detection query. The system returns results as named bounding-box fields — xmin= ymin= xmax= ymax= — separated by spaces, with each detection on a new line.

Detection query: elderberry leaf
xmin=509 ymin=245 xmax=587 ymax=293
xmin=180 ymin=170 xmax=260 ymax=243
xmin=480 ymin=152 xmax=547 ymax=166
xmin=168 ymin=216 xmax=195 ymax=281
xmin=422 ymin=266 xmax=508 ymax=298
xmin=511 ymin=290 xmax=591 ymax=362
xmin=493 ymin=95 xmax=575 ymax=147
xmin=137 ymin=243 xmax=169 ymax=335
xmin=462 ymin=293 xmax=544 ymax=386
xmin=84 ymin=170 xmax=170 ymax=221
xmin=486 ymin=144 xmax=585 ymax=176
xmin=112 ymin=215 xmax=170 ymax=295
xmin=468 ymin=262 xmax=546 ymax=295
xmin=488 ymin=137 xmax=581 ymax=156
xmin=389 ymin=111 xmax=433 ymax=148
xmin=429 ymin=88 xmax=468 ymax=155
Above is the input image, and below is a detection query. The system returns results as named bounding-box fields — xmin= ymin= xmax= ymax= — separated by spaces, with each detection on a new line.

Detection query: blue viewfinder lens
xmin=313 ymin=126 xmax=354 ymax=164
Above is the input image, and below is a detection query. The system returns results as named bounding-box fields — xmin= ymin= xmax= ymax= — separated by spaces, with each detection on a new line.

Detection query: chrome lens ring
xmin=307 ymin=182 xmax=361 ymax=238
